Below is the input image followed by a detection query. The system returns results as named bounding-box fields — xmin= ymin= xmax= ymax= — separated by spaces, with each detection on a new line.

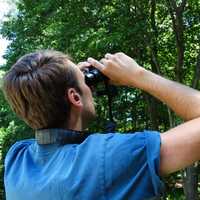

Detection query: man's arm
xmin=88 ymin=52 xmax=200 ymax=176
xmin=134 ymin=68 xmax=200 ymax=175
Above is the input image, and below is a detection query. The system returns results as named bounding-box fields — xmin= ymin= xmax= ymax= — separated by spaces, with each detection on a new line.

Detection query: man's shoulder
xmin=89 ymin=131 xmax=160 ymax=142
xmin=9 ymin=138 xmax=35 ymax=149
xmin=5 ymin=139 xmax=35 ymax=160
xmin=84 ymin=131 xmax=160 ymax=154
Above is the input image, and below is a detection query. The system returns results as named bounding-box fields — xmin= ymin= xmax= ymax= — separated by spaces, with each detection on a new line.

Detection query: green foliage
xmin=1 ymin=0 xmax=200 ymax=199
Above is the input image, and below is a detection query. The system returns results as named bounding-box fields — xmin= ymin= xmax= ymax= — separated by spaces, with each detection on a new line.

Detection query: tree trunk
xmin=142 ymin=0 xmax=161 ymax=131
xmin=149 ymin=0 xmax=161 ymax=75
xmin=192 ymin=51 xmax=200 ymax=88
xmin=166 ymin=0 xmax=186 ymax=82
xmin=167 ymin=107 xmax=174 ymax=128
xmin=182 ymin=50 xmax=200 ymax=200
xmin=183 ymin=165 xmax=199 ymax=200
xmin=144 ymin=93 xmax=159 ymax=130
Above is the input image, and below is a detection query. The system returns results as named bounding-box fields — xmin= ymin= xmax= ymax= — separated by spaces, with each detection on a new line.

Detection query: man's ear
xmin=67 ymin=88 xmax=83 ymax=107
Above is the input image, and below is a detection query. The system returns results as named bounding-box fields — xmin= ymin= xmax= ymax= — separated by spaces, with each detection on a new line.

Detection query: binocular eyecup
xmin=83 ymin=67 xmax=108 ymax=86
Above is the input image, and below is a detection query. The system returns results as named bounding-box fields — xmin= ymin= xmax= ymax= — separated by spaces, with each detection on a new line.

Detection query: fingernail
xmin=87 ymin=57 xmax=93 ymax=62
xmin=105 ymin=53 xmax=112 ymax=58
xmin=84 ymin=61 xmax=90 ymax=66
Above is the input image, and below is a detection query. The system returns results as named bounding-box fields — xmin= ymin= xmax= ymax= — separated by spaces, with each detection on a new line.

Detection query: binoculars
xmin=83 ymin=67 xmax=108 ymax=86
xmin=83 ymin=67 xmax=117 ymax=97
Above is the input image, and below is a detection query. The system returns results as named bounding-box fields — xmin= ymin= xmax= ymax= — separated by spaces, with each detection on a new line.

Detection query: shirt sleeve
xmin=145 ymin=130 xmax=163 ymax=194
xmin=104 ymin=131 xmax=164 ymax=199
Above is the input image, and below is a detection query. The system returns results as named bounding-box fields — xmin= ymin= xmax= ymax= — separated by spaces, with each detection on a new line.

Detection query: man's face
xmin=70 ymin=61 xmax=96 ymax=127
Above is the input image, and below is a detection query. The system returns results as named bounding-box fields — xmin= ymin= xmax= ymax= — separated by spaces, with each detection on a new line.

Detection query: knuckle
xmin=93 ymin=60 xmax=98 ymax=65
xmin=107 ymin=60 xmax=113 ymax=65
xmin=101 ymin=58 xmax=107 ymax=64
xmin=116 ymin=52 xmax=124 ymax=56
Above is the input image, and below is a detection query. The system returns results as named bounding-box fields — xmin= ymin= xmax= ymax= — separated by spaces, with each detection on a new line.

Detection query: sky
xmin=0 ymin=0 xmax=14 ymax=66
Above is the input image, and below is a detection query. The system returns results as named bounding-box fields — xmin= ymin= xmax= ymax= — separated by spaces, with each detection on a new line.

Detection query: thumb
xmin=87 ymin=57 xmax=106 ymax=72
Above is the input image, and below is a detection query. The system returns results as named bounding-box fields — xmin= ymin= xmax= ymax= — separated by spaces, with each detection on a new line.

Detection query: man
xmin=3 ymin=50 xmax=200 ymax=200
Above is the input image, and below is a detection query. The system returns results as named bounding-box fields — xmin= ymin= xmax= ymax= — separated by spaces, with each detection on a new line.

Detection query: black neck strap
xmin=35 ymin=129 xmax=92 ymax=145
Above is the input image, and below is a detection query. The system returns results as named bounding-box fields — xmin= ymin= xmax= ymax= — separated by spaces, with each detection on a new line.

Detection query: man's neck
xmin=66 ymin=115 xmax=83 ymax=131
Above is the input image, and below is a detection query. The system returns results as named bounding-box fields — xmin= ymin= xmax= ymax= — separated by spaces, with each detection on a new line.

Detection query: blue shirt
xmin=4 ymin=130 xmax=164 ymax=200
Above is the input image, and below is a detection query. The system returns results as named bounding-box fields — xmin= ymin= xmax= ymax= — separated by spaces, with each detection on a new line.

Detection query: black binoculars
xmin=83 ymin=67 xmax=118 ymax=98
xmin=83 ymin=67 xmax=108 ymax=86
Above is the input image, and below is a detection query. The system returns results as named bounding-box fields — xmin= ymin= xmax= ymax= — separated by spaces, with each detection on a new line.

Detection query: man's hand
xmin=77 ymin=61 xmax=91 ymax=70
xmin=87 ymin=53 xmax=144 ymax=87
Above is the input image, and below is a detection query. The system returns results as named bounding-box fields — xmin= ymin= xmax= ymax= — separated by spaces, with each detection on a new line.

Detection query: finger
xmin=108 ymin=54 xmax=124 ymax=67
xmin=87 ymin=57 xmax=106 ymax=71
xmin=115 ymin=52 xmax=125 ymax=58
xmin=77 ymin=61 xmax=91 ymax=70
xmin=100 ymin=58 xmax=109 ymax=65
xmin=105 ymin=53 xmax=114 ymax=60
xmin=105 ymin=53 xmax=120 ymax=64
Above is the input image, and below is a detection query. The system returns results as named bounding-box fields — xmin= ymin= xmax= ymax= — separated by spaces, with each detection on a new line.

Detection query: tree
xmin=1 ymin=0 xmax=200 ymax=199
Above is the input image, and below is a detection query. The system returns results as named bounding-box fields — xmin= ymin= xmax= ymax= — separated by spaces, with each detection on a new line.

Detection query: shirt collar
xmin=35 ymin=128 xmax=92 ymax=145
